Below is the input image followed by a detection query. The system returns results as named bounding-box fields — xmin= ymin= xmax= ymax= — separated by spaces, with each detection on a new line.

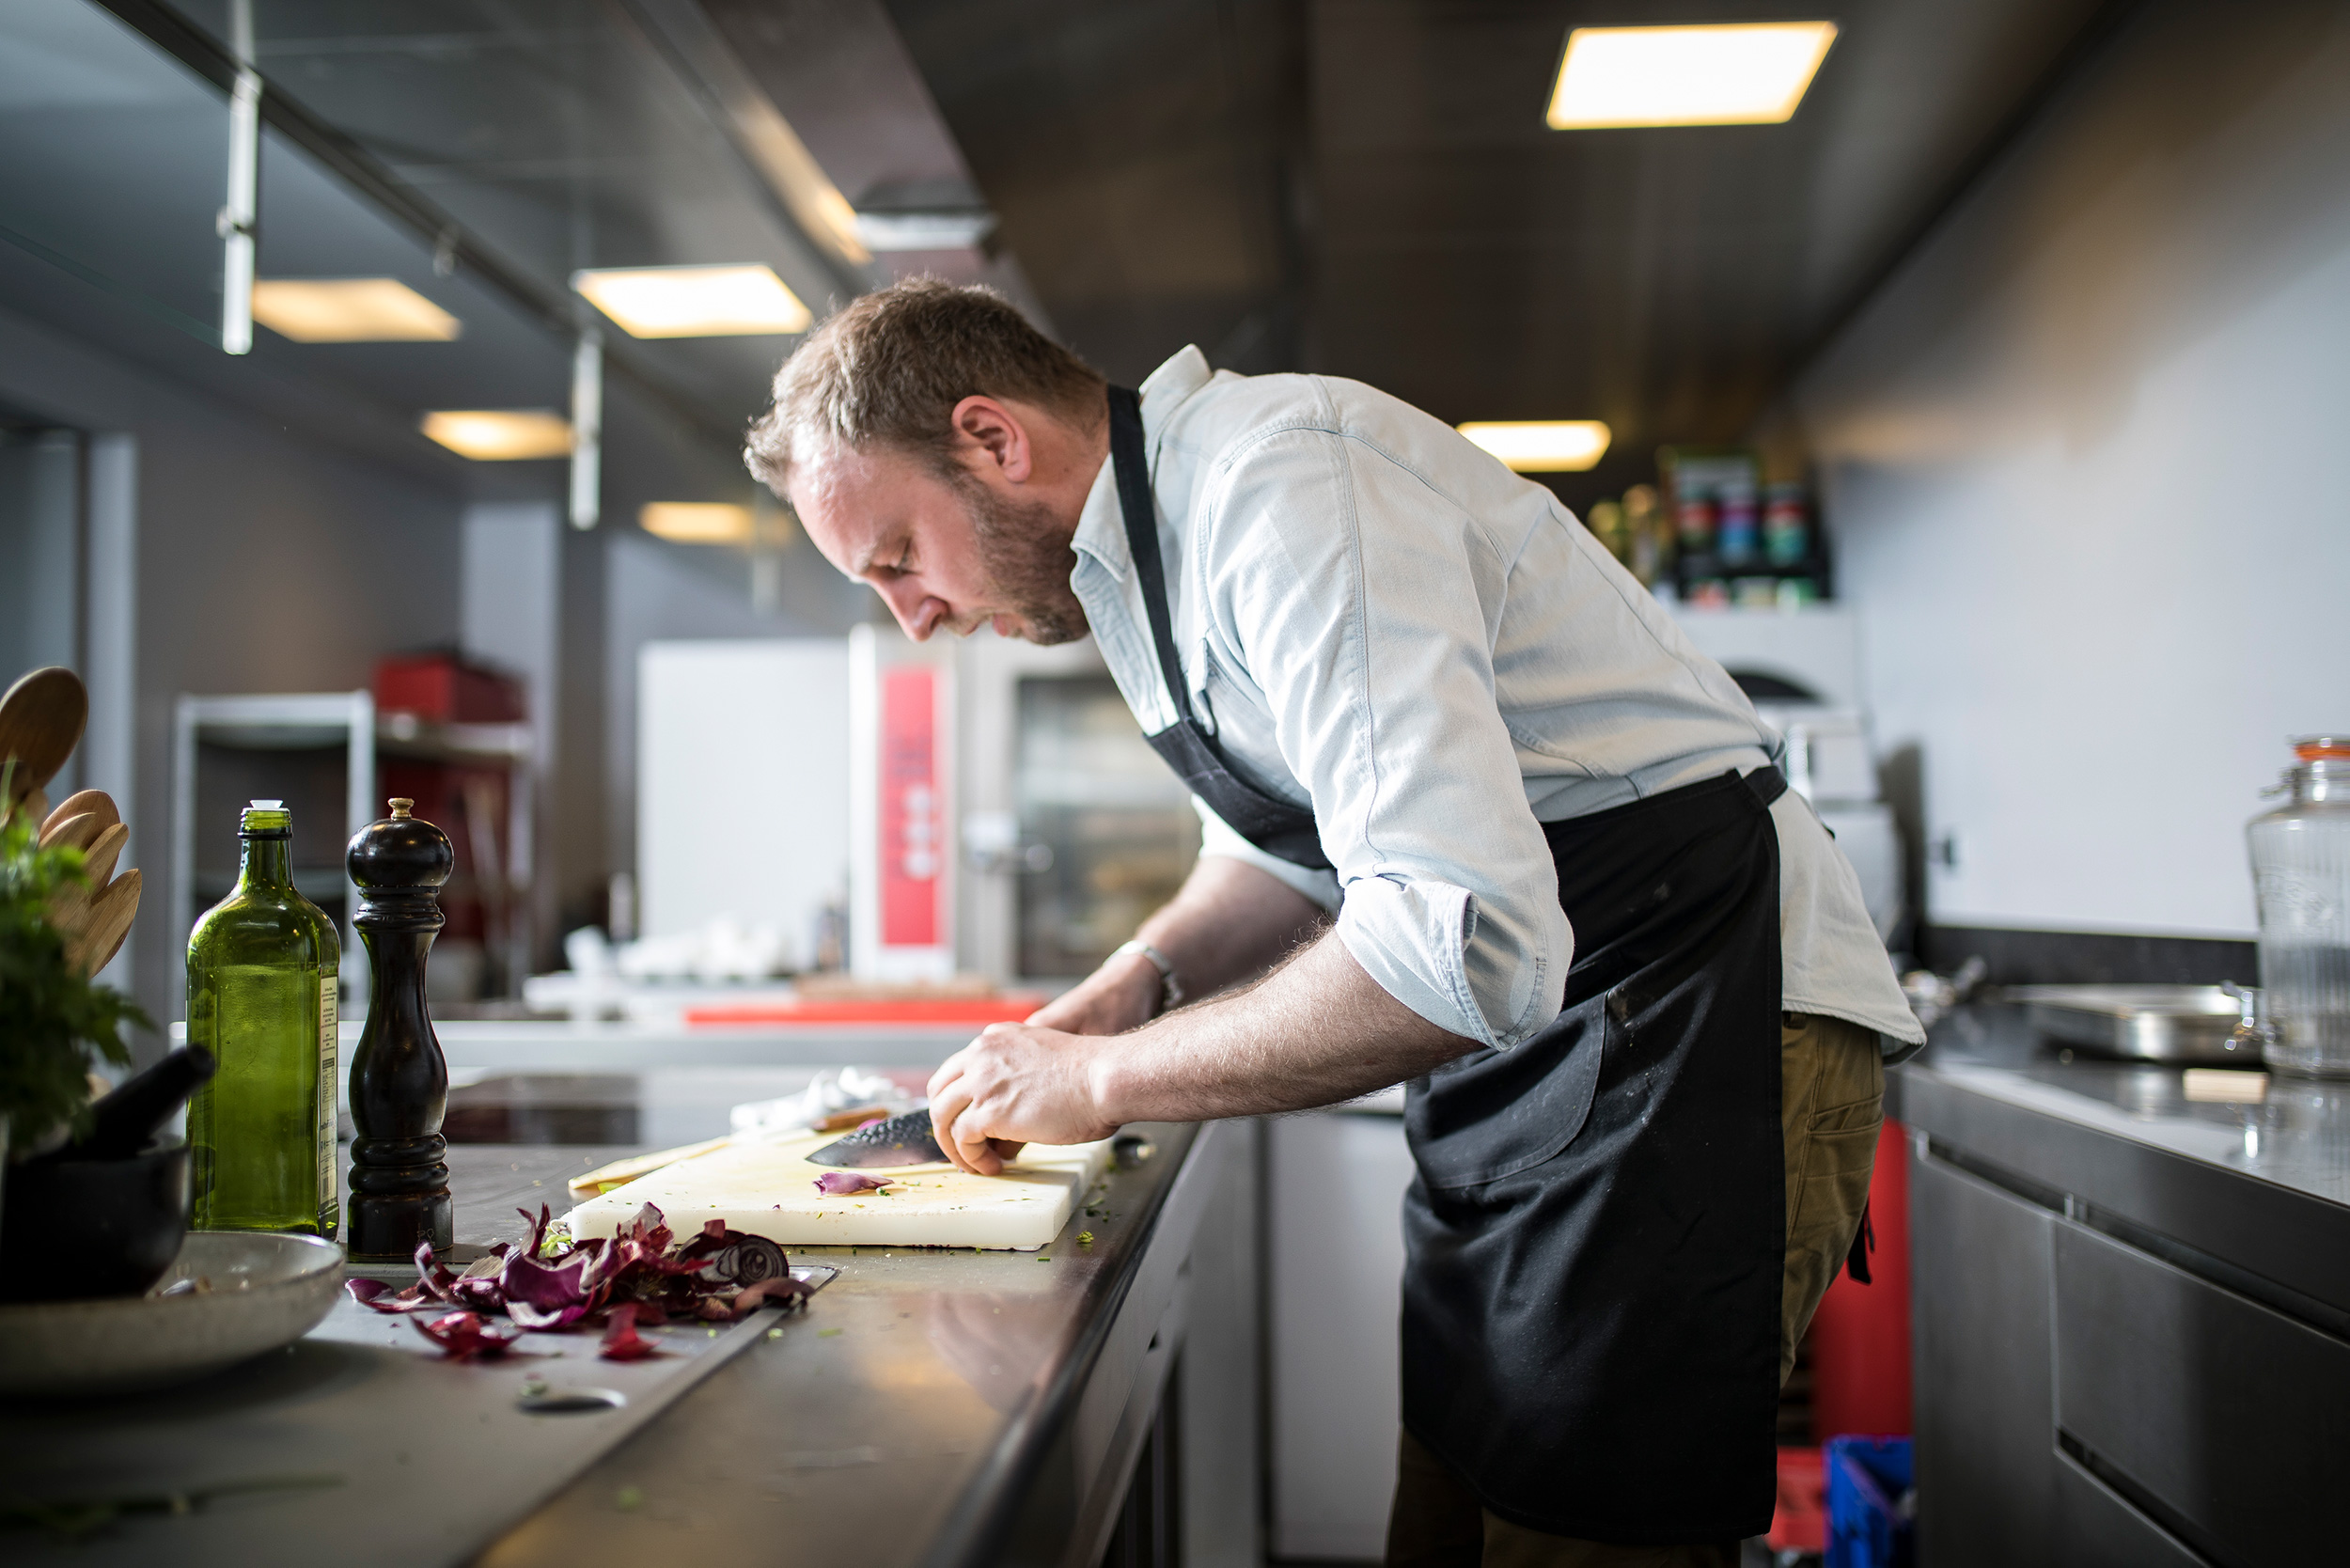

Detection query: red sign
xmin=878 ymin=666 xmax=941 ymax=948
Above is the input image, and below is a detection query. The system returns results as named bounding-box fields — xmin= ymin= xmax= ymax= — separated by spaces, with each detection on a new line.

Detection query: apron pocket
xmin=1407 ymin=988 xmax=1608 ymax=1189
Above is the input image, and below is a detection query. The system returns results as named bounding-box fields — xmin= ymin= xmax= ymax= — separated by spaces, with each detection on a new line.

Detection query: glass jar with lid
xmin=2248 ymin=735 xmax=2350 ymax=1076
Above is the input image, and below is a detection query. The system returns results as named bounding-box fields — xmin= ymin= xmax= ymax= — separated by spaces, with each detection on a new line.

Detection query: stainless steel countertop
xmin=1895 ymin=1001 xmax=2350 ymax=1324
xmin=462 ymin=1115 xmax=1221 ymax=1568
xmin=21 ymin=1066 xmax=1238 ymax=1568
xmin=1898 ymin=1002 xmax=2350 ymax=1207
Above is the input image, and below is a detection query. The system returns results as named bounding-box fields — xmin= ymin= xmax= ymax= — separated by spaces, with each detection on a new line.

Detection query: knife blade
xmin=806 ymin=1109 xmax=948 ymax=1168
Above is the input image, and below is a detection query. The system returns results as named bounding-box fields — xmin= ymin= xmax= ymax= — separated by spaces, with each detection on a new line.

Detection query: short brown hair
xmin=744 ymin=277 xmax=1106 ymax=489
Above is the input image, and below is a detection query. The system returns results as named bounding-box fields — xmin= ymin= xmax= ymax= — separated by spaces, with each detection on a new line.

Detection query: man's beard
xmin=960 ymin=476 xmax=1089 ymax=646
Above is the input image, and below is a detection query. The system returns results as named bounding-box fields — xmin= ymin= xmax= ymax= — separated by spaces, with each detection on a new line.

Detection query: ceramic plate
xmin=0 ymin=1231 xmax=344 ymax=1397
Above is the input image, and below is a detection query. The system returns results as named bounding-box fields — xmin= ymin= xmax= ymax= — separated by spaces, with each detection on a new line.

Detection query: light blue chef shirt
xmin=1068 ymin=346 xmax=1923 ymax=1052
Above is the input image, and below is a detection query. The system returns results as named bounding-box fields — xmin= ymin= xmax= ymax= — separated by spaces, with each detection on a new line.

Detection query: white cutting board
xmin=558 ymin=1131 xmax=1115 ymax=1251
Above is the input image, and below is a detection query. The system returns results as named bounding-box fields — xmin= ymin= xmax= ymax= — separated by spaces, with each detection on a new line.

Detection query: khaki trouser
xmin=1386 ymin=1011 xmax=1886 ymax=1568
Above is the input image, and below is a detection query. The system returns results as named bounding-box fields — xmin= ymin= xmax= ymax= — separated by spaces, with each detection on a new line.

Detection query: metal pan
xmin=2008 ymin=984 xmax=2256 ymax=1064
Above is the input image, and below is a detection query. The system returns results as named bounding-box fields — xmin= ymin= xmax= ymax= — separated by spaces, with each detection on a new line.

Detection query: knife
xmin=806 ymin=1109 xmax=948 ymax=1168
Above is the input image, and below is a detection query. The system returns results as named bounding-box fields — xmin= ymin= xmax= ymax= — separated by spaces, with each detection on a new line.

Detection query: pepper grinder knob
xmin=344 ymin=796 xmax=456 ymax=1262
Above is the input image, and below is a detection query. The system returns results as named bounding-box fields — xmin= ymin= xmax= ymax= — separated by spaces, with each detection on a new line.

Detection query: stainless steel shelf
xmin=171 ymin=690 xmax=537 ymax=1012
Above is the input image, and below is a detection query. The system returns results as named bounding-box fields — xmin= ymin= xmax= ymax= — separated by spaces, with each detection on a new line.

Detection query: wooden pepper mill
xmin=345 ymin=797 xmax=455 ymax=1262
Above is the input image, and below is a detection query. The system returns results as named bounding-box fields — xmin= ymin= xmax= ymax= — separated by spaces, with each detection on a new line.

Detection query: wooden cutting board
xmin=557 ymin=1130 xmax=1115 ymax=1252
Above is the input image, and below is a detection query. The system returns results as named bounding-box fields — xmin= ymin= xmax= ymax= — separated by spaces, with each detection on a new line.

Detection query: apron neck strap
xmin=1108 ymin=385 xmax=1197 ymax=728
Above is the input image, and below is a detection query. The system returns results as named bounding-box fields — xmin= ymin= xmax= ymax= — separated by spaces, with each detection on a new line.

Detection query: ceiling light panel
xmin=853 ymin=211 xmax=998 ymax=252
xmin=1457 ymin=421 xmax=1613 ymax=472
xmin=1547 ymin=23 xmax=1838 ymax=130
xmin=572 ymin=264 xmax=812 ymax=338
xmin=421 ymin=410 xmax=572 ymax=462
xmin=251 ymin=278 xmax=461 ymax=342
xmin=640 ymin=503 xmax=754 ymax=544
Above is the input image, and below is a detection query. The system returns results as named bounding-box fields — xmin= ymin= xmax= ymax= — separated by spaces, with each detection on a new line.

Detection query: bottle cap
xmin=240 ymin=800 xmax=291 ymax=835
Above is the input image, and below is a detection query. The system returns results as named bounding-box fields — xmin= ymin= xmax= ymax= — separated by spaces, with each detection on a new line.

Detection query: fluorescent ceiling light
xmin=251 ymin=277 xmax=461 ymax=342
xmin=420 ymin=410 xmax=572 ymax=462
xmin=1546 ymin=23 xmax=1837 ymax=129
xmin=640 ymin=503 xmax=754 ymax=544
xmin=571 ymin=264 xmax=812 ymax=338
xmin=853 ymin=211 xmax=997 ymax=252
xmin=1457 ymin=421 xmax=1613 ymax=472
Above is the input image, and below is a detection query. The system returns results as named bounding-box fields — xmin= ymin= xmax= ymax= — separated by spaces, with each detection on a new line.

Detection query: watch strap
xmin=1112 ymin=939 xmax=1185 ymax=1014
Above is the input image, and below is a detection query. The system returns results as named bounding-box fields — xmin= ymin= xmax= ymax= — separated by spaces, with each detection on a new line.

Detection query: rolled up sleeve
xmin=1198 ymin=419 xmax=1570 ymax=1047
xmin=1195 ymin=797 xmax=1341 ymax=912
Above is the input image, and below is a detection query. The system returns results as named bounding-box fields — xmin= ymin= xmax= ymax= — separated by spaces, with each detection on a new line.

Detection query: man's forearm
xmin=1090 ymin=929 xmax=1474 ymax=1123
xmin=928 ymin=921 xmax=1478 ymax=1172
xmin=1133 ymin=855 xmax=1328 ymax=1000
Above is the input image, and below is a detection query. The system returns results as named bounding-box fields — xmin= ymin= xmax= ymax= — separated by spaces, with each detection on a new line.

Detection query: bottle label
xmin=317 ymin=978 xmax=338 ymax=1209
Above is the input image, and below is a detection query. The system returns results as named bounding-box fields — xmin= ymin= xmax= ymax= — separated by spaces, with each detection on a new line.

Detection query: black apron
xmin=1107 ymin=385 xmax=1786 ymax=1544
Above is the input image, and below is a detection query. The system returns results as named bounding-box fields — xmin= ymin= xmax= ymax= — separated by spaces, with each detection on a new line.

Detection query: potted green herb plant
xmin=0 ymin=776 xmax=149 ymax=1225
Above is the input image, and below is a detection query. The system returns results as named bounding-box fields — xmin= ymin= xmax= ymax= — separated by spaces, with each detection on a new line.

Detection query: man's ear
xmin=950 ymin=396 xmax=1033 ymax=483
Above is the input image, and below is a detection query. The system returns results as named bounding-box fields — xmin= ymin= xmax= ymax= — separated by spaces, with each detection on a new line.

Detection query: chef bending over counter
xmin=745 ymin=279 xmax=1921 ymax=1568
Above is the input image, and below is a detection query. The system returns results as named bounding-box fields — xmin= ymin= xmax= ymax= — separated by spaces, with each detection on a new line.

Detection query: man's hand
xmin=929 ymin=932 xmax=1473 ymax=1175
xmin=927 ymin=1022 xmax=1120 ymax=1175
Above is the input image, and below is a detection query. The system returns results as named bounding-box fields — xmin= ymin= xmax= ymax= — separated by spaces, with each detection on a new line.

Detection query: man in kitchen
xmin=745 ymin=278 xmax=1922 ymax=1566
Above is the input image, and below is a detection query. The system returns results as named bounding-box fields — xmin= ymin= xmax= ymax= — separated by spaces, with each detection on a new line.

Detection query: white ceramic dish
xmin=0 ymin=1231 xmax=344 ymax=1397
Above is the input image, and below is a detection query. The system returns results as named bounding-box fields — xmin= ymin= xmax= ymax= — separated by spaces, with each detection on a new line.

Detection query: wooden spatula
xmin=41 ymin=811 xmax=100 ymax=855
xmin=76 ymin=821 xmax=129 ymax=889
xmin=0 ymin=667 xmax=87 ymax=807
xmin=43 ymin=789 xmax=119 ymax=840
xmin=60 ymin=869 xmax=139 ymax=979
xmin=35 ymin=784 xmax=136 ymax=977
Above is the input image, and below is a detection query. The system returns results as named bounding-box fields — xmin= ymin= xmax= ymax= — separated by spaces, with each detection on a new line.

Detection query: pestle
xmin=29 ymin=1047 xmax=217 ymax=1164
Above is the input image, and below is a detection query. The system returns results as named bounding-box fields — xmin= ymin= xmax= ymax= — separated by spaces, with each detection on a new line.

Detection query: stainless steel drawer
xmin=2055 ymin=1451 xmax=2206 ymax=1567
xmin=2053 ymin=1222 xmax=2350 ymax=1566
xmin=1912 ymin=1152 xmax=2061 ymax=1567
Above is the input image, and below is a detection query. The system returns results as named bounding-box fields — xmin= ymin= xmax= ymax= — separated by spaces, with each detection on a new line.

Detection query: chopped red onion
xmin=415 ymin=1310 xmax=522 ymax=1360
xmin=366 ymin=1200 xmax=813 ymax=1341
xmin=599 ymin=1303 xmax=660 ymax=1361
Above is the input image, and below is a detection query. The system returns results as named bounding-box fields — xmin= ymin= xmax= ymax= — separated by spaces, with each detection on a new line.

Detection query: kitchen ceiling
xmin=10 ymin=0 xmax=2129 ymax=521
xmin=888 ymin=0 xmax=2128 ymax=507
xmin=7 ymin=0 xmax=1032 ymax=519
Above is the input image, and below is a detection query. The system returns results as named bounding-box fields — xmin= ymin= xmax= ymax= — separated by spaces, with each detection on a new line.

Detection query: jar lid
xmin=2290 ymin=736 xmax=2350 ymax=760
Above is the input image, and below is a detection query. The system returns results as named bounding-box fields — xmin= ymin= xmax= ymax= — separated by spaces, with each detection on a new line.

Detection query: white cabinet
xmin=1267 ymin=1105 xmax=1416 ymax=1559
xmin=636 ymin=639 xmax=850 ymax=971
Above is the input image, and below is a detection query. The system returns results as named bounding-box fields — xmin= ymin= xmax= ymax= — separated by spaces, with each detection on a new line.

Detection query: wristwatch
xmin=1112 ymin=939 xmax=1185 ymax=1015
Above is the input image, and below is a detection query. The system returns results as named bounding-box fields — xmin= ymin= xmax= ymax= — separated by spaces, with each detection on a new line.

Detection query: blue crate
xmin=1825 ymin=1435 xmax=1914 ymax=1568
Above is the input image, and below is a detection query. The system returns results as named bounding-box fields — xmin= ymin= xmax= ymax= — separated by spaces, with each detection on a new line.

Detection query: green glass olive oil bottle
xmin=186 ymin=799 xmax=342 ymax=1235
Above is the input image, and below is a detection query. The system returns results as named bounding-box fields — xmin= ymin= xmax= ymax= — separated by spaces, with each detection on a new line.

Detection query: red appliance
xmin=1808 ymin=1118 xmax=1915 ymax=1441
xmin=374 ymin=652 xmax=525 ymax=725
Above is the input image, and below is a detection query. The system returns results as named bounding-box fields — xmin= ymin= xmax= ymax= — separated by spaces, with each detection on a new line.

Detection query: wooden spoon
xmin=62 ymin=869 xmax=139 ymax=980
xmin=0 ymin=667 xmax=87 ymax=806
xmin=43 ymin=789 xmax=119 ymax=841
